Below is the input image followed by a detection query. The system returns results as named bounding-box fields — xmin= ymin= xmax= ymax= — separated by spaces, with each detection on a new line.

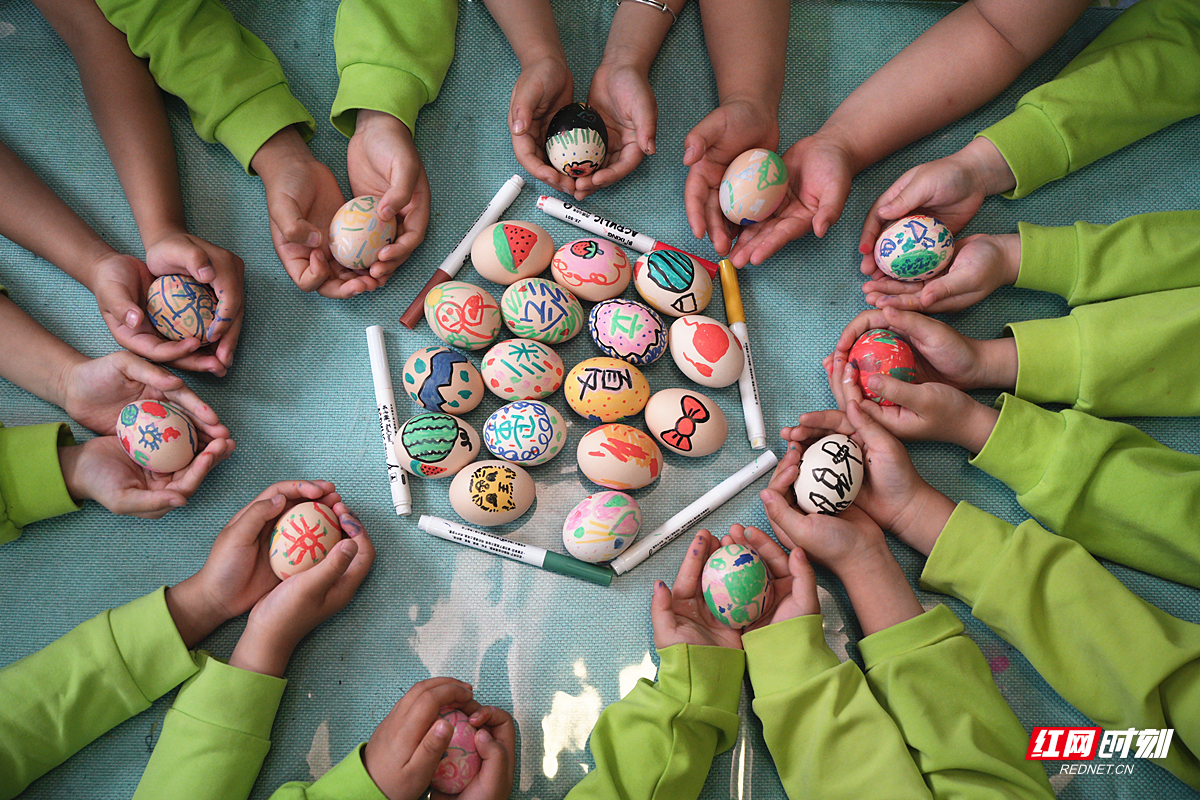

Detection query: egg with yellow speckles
xmin=564 ymin=357 xmax=649 ymax=423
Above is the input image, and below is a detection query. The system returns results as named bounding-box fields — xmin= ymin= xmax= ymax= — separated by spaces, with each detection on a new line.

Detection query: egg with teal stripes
xmin=633 ymin=250 xmax=712 ymax=317
xmin=395 ymin=412 xmax=480 ymax=478
xmin=402 ymin=346 xmax=484 ymax=415
xmin=146 ymin=275 xmax=217 ymax=341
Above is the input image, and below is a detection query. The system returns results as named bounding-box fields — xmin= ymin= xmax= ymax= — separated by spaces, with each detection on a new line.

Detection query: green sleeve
xmin=267 ymin=744 xmax=388 ymax=800
xmin=860 ymin=605 xmax=1054 ymax=800
xmin=1016 ymin=212 xmax=1200 ymax=305
xmin=565 ymin=644 xmax=745 ymax=800
xmin=921 ymin=503 xmax=1200 ymax=789
xmin=0 ymin=421 xmax=81 ymax=545
xmin=95 ymin=0 xmax=316 ymax=172
xmin=133 ymin=652 xmax=286 ymax=800
xmin=977 ymin=0 xmax=1200 ymax=198
xmin=0 ymin=588 xmax=199 ymax=800
xmin=1006 ymin=286 xmax=1200 ymax=416
xmin=970 ymin=394 xmax=1200 ymax=587
xmin=743 ymin=615 xmax=932 ymax=799
xmin=331 ymin=0 xmax=458 ymax=138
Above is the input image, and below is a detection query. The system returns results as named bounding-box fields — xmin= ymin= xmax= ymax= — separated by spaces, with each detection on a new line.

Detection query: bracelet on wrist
xmin=616 ymin=0 xmax=678 ymax=24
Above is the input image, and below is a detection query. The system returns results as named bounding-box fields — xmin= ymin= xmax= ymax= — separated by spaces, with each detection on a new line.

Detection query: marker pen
xmin=719 ymin=259 xmax=767 ymax=450
xmin=366 ymin=326 xmax=412 ymax=515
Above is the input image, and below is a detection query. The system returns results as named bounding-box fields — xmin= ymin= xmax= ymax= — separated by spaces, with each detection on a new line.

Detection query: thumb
xmin=632 ymin=96 xmax=658 ymax=156
xmin=268 ymin=193 xmax=323 ymax=248
xmin=290 ymin=537 xmax=358 ymax=596
xmin=846 ymin=400 xmax=901 ymax=453
xmin=682 ymin=119 xmax=716 ymax=166
xmin=760 ymin=486 xmax=809 ymax=540
xmin=410 ymin=717 xmax=455 ymax=784
xmin=649 ymin=580 xmax=676 ymax=638
xmin=380 ymin=158 xmax=419 ymax=221
xmin=118 ymin=352 xmax=185 ymax=393
xmin=226 ymin=494 xmax=287 ymax=547
xmin=789 ymin=547 xmax=817 ymax=594
xmin=866 ymin=373 xmax=924 ymax=410
xmin=475 ymin=726 xmax=505 ymax=762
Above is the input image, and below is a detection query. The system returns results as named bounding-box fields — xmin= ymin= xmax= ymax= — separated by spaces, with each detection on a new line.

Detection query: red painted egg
xmin=848 ymin=329 xmax=917 ymax=406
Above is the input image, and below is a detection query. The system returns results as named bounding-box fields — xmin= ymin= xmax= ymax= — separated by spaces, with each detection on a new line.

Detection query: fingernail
xmin=434 ymin=720 xmax=452 ymax=737
xmin=338 ymin=511 xmax=365 ymax=537
xmin=683 ymin=145 xmax=696 ymax=162
xmin=198 ymin=266 xmax=215 ymax=282
xmin=867 ymin=375 xmax=882 ymax=390
xmin=171 ymin=498 xmax=187 ymax=508
xmin=125 ymin=310 xmax=139 ymax=328
xmin=477 ymin=728 xmax=493 ymax=743
xmin=656 ymin=580 xmax=666 ymax=590
xmin=512 ymin=118 xmax=526 ymax=135
xmin=272 ymin=494 xmax=284 ymax=505
xmin=306 ymin=232 xmax=321 ymax=248
xmin=647 ymin=139 xmax=656 ymax=155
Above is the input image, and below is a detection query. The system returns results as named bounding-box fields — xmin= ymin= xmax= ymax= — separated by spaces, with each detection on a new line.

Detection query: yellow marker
xmin=718 ymin=259 xmax=766 ymax=449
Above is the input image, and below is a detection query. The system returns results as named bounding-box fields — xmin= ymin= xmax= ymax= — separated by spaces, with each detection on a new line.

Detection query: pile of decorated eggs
xmin=329 ymin=195 xmax=397 ymax=270
xmin=481 ymin=339 xmax=564 ymax=401
xmin=395 ymin=412 xmax=479 ymax=478
xmin=116 ymin=399 xmax=198 ymax=473
xmin=577 ymin=424 xmax=663 ymax=490
xmin=425 ymin=281 xmax=503 ymax=351
xmin=403 ymin=346 xmax=484 ymax=415
xmin=562 ymin=491 xmax=642 ymax=563
xmin=848 ymin=329 xmax=917 ymax=405
xmin=564 ymin=357 xmax=650 ymax=423
xmin=268 ymin=501 xmax=343 ymax=580
xmin=669 ymin=315 xmax=745 ymax=388
xmin=633 ymin=250 xmax=712 ymax=317
xmin=588 ymin=299 xmax=667 ymax=366
xmin=794 ymin=434 xmax=864 ymax=515
xmin=147 ymin=275 xmax=216 ymax=342
xmin=874 ymin=215 xmax=954 ymax=281
xmin=550 ymin=238 xmax=630 ymax=301
xmin=644 ymin=388 xmax=727 ymax=457
xmin=500 ymin=278 xmax=585 ymax=344
xmin=482 ymin=400 xmax=567 ymax=466
xmin=432 ymin=707 xmax=483 ymax=794
xmin=719 ymin=149 xmax=789 ymax=225
xmin=544 ymin=103 xmax=608 ymax=178
xmin=471 ymin=221 xmax=554 ymax=285
xmin=702 ymin=543 xmax=770 ymax=629
xmin=449 ymin=460 xmax=536 ymax=527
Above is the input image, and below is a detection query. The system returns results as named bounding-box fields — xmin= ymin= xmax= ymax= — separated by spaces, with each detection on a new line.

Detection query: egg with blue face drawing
xmin=403 ymin=346 xmax=484 ymax=415
xmin=481 ymin=339 xmax=564 ymax=401
xmin=874 ymin=215 xmax=954 ymax=281
xmin=147 ymin=275 xmax=217 ymax=342
xmin=482 ymin=400 xmax=568 ymax=466
xmin=562 ymin=491 xmax=642 ymax=563
xmin=545 ymin=103 xmax=609 ymax=178
xmin=719 ymin=149 xmax=789 ymax=225
xmin=116 ymin=399 xmax=198 ymax=473
xmin=394 ymin=412 xmax=480 ymax=478
xmin=793 ymin=433 xmax=865 ymax=515
xmin=329 ymin=195 xmax=397 ymax=270
xmin=588 ymin=299 xmax=667 ymax=366
xmin=633 ymin=250 xmax=712 ymax=317
xmin=702 ymin=543 xmax=770 ymax=629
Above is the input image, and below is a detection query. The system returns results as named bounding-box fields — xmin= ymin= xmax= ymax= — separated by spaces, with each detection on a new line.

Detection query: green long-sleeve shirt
xmin=97 ymin=0 xmax=457 ymax=171
xmin=971 ymin=394 xmax=1200 ymax=588
xmin=923 ymin=502 xmax=1200 ymax=789
xmin=0 ymin=420 xmax=81 ymax=545
xmin=978 ymin=0 xmax=1200 ymax=199
xmin=0 ymin=588 xmax=198 ymax=799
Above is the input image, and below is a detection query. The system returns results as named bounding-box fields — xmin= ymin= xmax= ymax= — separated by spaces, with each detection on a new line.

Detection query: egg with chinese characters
xmin=500 ymin=278 xmax=585 ymax=344
xmin=564 ymin=357 xmax=649 ymax=423
xmin=588 ymin=299 xmax=667 ymax=366
xmin=482 ymin=400 xmax=568 ymax=466
xmin=481 ymin=339 xmax=564 ymax=401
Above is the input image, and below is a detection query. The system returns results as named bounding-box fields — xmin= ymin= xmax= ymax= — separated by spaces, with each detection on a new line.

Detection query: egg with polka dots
xmin=564 ymin=357 xmax=650 ymax=423
xmin=481 ymin=339 xmax=564 ymax=401
xmin=403 ymin=346 xmax=484 ymax=415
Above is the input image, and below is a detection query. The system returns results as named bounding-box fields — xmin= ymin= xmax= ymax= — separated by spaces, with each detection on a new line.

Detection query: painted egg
xmin=403 ymin=346 xmax=484 ymax=415
xmin=564 ymin=357 xmax=650 ymax=423
xmin=481 ymin=339 xmax=565 ymax=401
xmin=668 ymin=315 xmax=744 ymax=388
xmin=550 ymin=238 xmax=631 ymax=302
xmin=482 ymin=400 xmax=568 ymax=466
xmin=115 ymin=400 xmax=198 ymax=473
xmin=702 ymin=543 xmax=769 ymax=629
xmin=644 ymin=388 xmax=728 ymax=457
xmin=146 ymin=275 xmax=216 ymax=342
xmin=432 ymin=706 xmax=483 ymax=794
xmin=562 ymin=491 xmax=642 ymax=563
xmin=576 ymin=424 xmax=663 ymax=490
xmin=545 ymin=103 xmax=608 ymax=178
xmin=500 ymin=278 xmax=585 ymax=344
xmin=794 ymin=434 xmax=864 ymax=515
xmin=329 ymin=195 xmax=397 ymax=270
xmin=268 ymin=501 xmax=343 ymax=580
xmin=719 ymin=149 xmax=789 ymax=225
xmin=633 ymin=250 xmax=712 ymax=317
xmin=470 ymin=221 xmax=554 ymax=285
xmin=425 ymin=281 xmax=503 ymax=351
xmin=848 ymin=328 xmax=917 ymax=405
xmin=874 ymin=215 xmax=954 ymax=281
xmin=448 ymin=460 xmax=536 ymax=527
xmin=395 ymin=412 xmax=480 ymax=478
xmin=588 ymin=299 xmax=667 ymax=366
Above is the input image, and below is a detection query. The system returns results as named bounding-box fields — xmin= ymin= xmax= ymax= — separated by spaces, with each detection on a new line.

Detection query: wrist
xmin=976 ymin=336 xmax=1019 ymax=391
xmin=887 ymin=482 xmax=957 ymax=557
xmin=836 ymin=545 xmax=924 ymax=636
xmin=353 ymin=109 xmax=410 ymax=139
xmin=997 ymin=232 xmax=1022 ymax=285
xmin=75 ymin=238 xmax=120 ymax=295
xmin=961 ymin=399 xmax=1000 ymax=455
xmin=250 ymin=126 xmax=314 ymax=178
xmin=228 ymin=620 xmax=296 ymax=678
xmin=57 ymin=445 xmax=90 ymax=504
xmin=809 ymin=123 xmax=868 ymax=175
xmin=165 ymin=574 xmax=232 ymax=649
xmin=960 ymin=137 xmax=1015 ymax=196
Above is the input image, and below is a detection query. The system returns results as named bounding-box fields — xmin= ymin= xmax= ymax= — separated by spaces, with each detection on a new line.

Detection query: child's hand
xmin=346 ymin=110 xmax=433 ymax=285
xmin=650 ymin=529 xmax=744 ymax=650
xmin=578 ymin=60 xmax=657 ymax=199
xmin=863 ymin=233 xmax=1021 ymax=313
xmin=857 ymin=137 xmax=1015 ymax=274
xmin=58 ymin=434 xmax=231 ymax=519
xmin=230 ymin=500 xmax=374 ymax=677
xmin=143 ymin=230 xmax=245 ymax=371
xmin=726 ymin=134 xmax=855 ymax=267
xmin=362 ymin=678 xmax=478 ymax=800
xmin=724 ymin=524 xmax=819 ymax=630
xmin=683 ymin=99 xmax=781 ymax=257
xmin=508 ymin=56 xmax=576 ymax=196
xmin=61 ymin=350 xmax=229 ymax=438
xmin=452 ymin=705 xmax=516 ymax=800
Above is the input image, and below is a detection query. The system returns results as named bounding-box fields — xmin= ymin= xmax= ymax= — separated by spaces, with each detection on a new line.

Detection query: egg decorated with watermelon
xmin=471 ymin=221 xmax=554 ymax=285
xmin=500 ymin=278 xmax=585 ymax=344
xmin=550 ymin=238 xmax=631 ymax=302
xmin=394 ymin=412 xmax=480 ymax=478
xmin=545 ymin=103 xmax=608 ymax=178
xmin=633 ymin=250 xmax=712 ymax=317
